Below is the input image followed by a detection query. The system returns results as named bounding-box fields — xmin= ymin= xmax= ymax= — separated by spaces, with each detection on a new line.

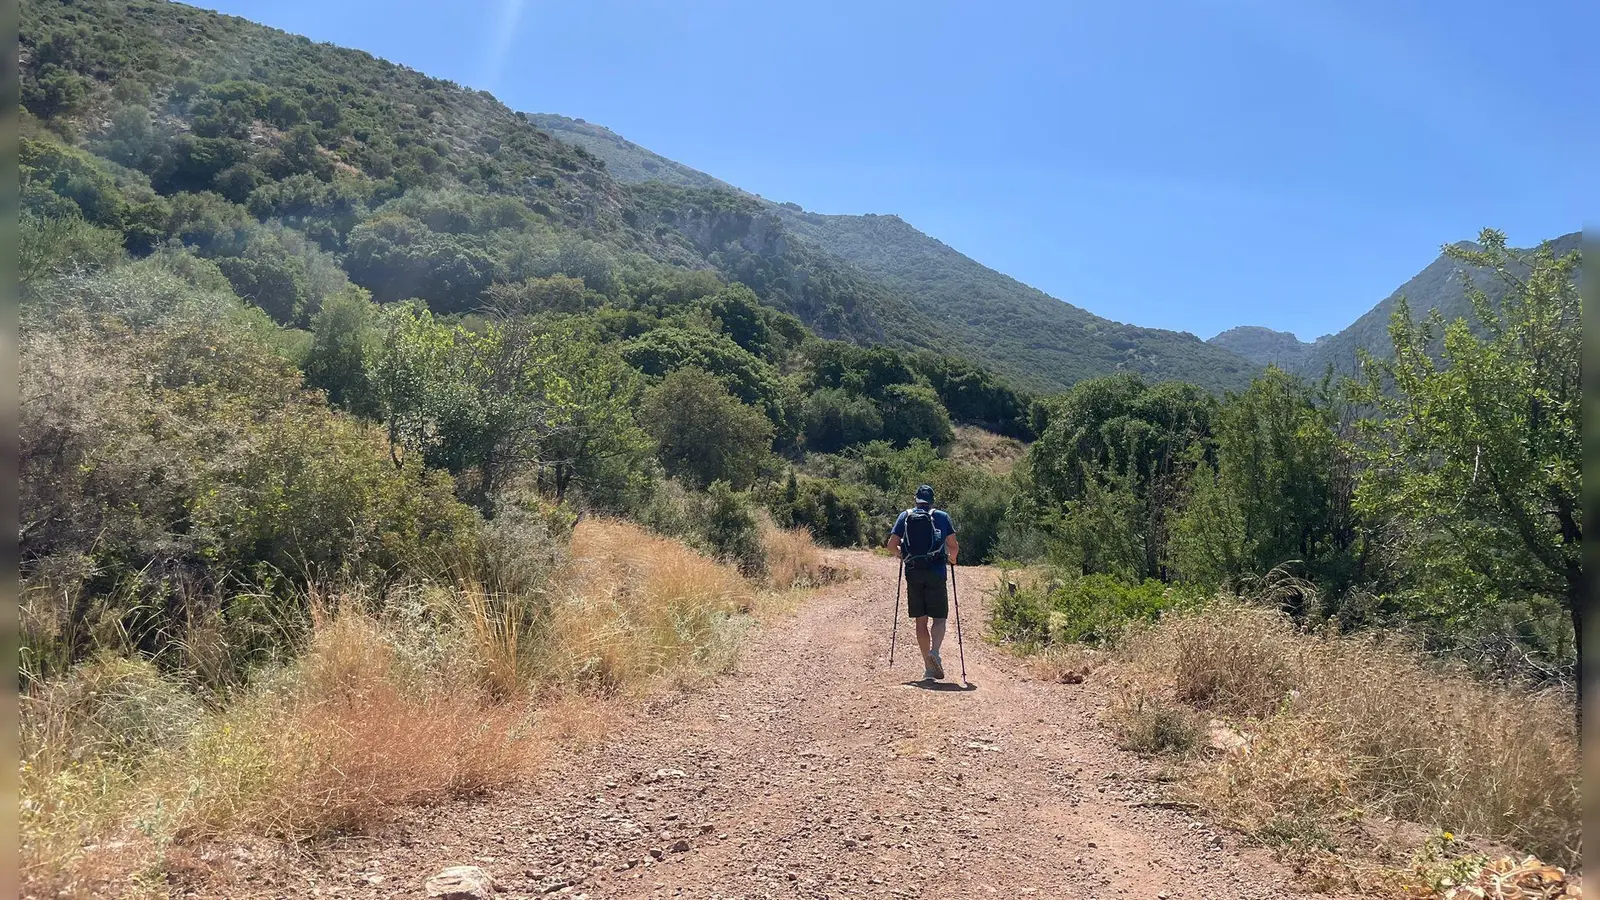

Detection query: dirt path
xmin=221 ymin=551 xmax=1329 ymax=900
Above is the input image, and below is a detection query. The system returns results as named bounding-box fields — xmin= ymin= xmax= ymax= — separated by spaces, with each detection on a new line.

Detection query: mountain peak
xmin=1206 ymin=326 xmax=1311 ymax=369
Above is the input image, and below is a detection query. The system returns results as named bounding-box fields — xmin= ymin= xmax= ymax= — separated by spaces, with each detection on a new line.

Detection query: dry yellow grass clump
xmin=536 ymin=517 xmax=757 ymax=689
xmin=759 ymin=518 xmax=848 ymax=592
xmin=21 ymin=516 xmax=830 ymax=898
xmin=21 ymin=611 xmax=534 ymax=898
xmin=1106 ymin=600 xmax=1579 ymax=887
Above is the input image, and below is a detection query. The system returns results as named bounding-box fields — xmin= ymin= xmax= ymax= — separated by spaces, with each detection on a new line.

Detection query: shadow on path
xmin=901 ymin=679 xmax=979 ymax=692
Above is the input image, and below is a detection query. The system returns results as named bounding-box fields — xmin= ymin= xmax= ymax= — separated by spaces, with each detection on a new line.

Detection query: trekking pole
xmin=950 ymin=560 xmax=968 ymax=685
xmin=888 ymin=556 xmax=903 ymax=666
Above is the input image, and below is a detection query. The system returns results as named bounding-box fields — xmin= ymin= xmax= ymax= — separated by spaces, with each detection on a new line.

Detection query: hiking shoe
xmin=928 ymin=652 xmax=946 ymax=680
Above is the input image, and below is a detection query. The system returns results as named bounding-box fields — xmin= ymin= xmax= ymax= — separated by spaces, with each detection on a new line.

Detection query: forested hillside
xmin=20 ymin=0 xmax=1040 ymax=677
xmin=529 ymin=112 xmax=1261 ymax=394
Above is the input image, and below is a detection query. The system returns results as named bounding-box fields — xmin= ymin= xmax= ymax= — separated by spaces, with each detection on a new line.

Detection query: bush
xmin=988 ymin=572 xmax=1176 ymax=650
xmin=1108 ymin=689 xmax=1205 ymax=755
xmin=802 ymin=387 xmax=884 ymax=453
xmin=769 ymin=472 xmax=867 ymax=548
xmin=699 ymin=481 xmax=766 ymax=578
xmin=638 ymin=367 xmax=774 ymax=490
xmin=944 ymin=470 xmax=1013 ymax=564
xmin=880 ymin=382 xmax=954 ymax=447
xmin=19 ymin=213 xmax=125 ymax=288
xmin=20 ymin=314 xmax=482 ymax=680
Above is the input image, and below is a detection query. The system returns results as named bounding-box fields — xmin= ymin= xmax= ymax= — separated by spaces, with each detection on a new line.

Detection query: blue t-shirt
xmin=892 ymin=507 xmax=956 ymax=576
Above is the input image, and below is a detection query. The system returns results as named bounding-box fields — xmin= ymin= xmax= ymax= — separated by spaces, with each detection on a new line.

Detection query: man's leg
xmin=925 ymin=576 xmax=950 ymax=678
xmin=915 ymin=616 xmax=932 ymax=658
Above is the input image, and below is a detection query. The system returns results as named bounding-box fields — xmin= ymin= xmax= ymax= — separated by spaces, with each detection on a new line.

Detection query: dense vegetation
xmin=18 ymin=0 xmax=1582 ymax=889
xmin=993 ymin=232 xmax=1582 ymax=691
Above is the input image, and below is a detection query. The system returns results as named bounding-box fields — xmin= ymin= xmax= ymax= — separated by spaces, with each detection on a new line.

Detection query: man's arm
xmin=887 ymin=534 xmax=902 ymax=555
xmin=944 ymin=533 xmax=959 ymax=565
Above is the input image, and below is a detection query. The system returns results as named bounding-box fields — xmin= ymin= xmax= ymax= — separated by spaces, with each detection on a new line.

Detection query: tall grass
xmin=1111 ymin=601 xmax=1580 ymax=876
xmin=759 ymin=518 xmax=844 ymax=591
xmin=534 ymin=517 xmax=756 ymax=690
xmin=20 ymin=517 xmax=829 ymax=898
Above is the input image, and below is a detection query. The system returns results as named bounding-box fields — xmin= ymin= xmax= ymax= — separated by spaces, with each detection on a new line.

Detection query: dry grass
xmin=1107 ymin=684 xmax=1206 ymax=755
xmin=535 ymin=517 xmax=757 ymax=690
xmin=1108 ymin=600 xmax=1581 ymax=889
xmin=948 ymin=424 xmax=1028 ymax=475
xmin=20 ymin=613 xmax=536 ymax=898
xmin=759 ymin=518 xmax=848 ymax=592
xmin=1022 ymin=643 xmax=1104 ymax=683
xmin=20 ymin=517 xmax=826 ymax=898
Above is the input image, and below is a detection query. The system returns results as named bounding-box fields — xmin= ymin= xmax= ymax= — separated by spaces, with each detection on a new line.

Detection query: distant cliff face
xmin=1206 ymin=326 xmax=1311 ymax=369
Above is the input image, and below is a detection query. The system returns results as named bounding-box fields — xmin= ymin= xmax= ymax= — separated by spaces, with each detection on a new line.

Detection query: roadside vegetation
xmin=988 ymin=232 xmax=1582 ymax=894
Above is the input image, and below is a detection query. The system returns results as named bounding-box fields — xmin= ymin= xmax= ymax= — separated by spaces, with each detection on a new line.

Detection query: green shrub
xmin=987 ymin=572 xmax=1177 ymax=650
xmin=1045 ymin=575 xmax=1175 ymax=645
xmin=21 ymin=311 xmax=483 ymax=679
xmin=19 ymin=212 xmax=125 ymax=288
xmin=988 ymin=579 xmax=1052 ymax=648
xmin=699 ymin=481 xmax=766 ymax=578
xmin=637 ymin=367 xmax=774 ymax=490
xmin=944 ymin=470 xmax=1013 ymax=564
xmin=767 ymin=471 xmax=867 ymax=548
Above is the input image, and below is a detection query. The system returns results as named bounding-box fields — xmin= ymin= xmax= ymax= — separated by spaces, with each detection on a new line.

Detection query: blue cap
xmin=915 ymin=484 xmax=934 ymax=504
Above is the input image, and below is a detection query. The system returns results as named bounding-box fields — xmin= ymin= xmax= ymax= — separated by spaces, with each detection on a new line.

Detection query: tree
xmin=304 ymin=285 xmax=380 ymax=416
xmin=880 ymin=382 xmax=954 ymax=447
xmin=533 ymin=334 xmax=653 ymax=510
xmin=367 ymin=303 xmax=566 ymax=509
xmin=802 ymin=387 xmax=884 ymax=453
xmin=621 ymin=325 xmax=786 ymax=429
xmin=483 ymin=274 xmax=598 ymax=317
xmin=1023 ymin=373 xmax=1214 ymax=579
xmin=638 ymin=368 xmax=773 ymax=490
xmin=1352 ymin=229 xmax=1582 ymax=686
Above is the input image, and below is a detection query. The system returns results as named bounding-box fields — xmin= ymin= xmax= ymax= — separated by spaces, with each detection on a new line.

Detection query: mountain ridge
xmin=530 ymin=112 xmax=1580 ymax=391
xmin=531 ymin=112 xmax=1260 ymax=394
xmin=1212 ymin=231 xmax=1583 ymax=378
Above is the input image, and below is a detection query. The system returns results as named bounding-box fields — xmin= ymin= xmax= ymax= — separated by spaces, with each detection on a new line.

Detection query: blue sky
xmin=198 ymin=0 xmax=1592 ymax=342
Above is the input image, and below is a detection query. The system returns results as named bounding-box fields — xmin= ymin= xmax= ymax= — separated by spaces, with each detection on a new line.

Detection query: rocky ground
xmin=200 ymin=551 xmax=1345 ymax=900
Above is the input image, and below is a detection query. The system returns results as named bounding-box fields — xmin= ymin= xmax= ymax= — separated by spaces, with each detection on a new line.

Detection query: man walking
xmin=887 ymin=484 xmax=959 ymax=680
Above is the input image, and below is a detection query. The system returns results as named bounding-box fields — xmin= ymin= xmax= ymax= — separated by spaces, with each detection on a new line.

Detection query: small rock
xmin=425 ymin=866 xmax=498 ymax=900
xmin=648 ymin=849 xmax=664 ymax=860
xmin=670 ymin=839 xmax=691 ymax=853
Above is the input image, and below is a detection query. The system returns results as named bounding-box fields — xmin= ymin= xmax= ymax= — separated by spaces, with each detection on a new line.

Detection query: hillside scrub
xmin=20 ymin=518 xmax=817 ymax=898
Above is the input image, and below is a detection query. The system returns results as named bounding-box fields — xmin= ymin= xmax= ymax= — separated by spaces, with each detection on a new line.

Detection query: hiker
xmin=887 ymin=484 xmax=959 ymax=680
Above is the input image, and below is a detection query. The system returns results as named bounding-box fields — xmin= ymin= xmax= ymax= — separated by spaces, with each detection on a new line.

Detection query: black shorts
xmin=904 ymin=568 xmax=948 ymax=619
